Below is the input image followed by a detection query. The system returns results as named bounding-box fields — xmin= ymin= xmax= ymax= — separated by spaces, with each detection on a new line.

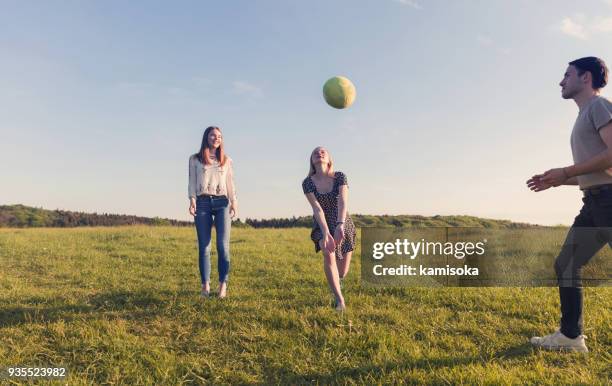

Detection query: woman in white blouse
xmin=188 ymin=126 xmax=237 ymax=298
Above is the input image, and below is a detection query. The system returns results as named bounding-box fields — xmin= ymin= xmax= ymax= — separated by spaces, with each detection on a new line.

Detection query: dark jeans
xmin=555 ymin=187 xmax=612 ymax=338
xmin=194 ymin=195 xmax=231 ymax=284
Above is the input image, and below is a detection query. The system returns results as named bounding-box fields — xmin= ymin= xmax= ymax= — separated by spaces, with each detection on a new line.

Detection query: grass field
xmin=0 ymin=226 xmax=610 ymax=385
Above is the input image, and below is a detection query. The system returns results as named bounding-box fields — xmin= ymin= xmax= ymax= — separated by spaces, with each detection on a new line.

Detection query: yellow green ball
xmin=323 ymin=76 xmax=356 ymax=109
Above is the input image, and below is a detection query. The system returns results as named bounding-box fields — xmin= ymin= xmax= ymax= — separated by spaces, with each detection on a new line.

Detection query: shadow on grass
xmin=272 ymin=344 xmax=534 ymax=384
xmin=0 ymin=289 xmax=195 ymax=327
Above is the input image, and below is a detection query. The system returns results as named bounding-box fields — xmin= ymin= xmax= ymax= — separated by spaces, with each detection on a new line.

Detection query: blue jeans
xmin=194 ymin=195 xmax=231 ymax=283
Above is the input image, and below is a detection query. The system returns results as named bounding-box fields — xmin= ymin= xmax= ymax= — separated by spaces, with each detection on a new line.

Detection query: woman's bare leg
xmin=336 ymin=251 xmax=353 ymax=280
xmin=321 ymin=241 xmax=344 ymax=306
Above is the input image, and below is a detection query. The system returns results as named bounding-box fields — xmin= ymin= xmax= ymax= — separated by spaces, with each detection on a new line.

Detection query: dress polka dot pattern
xmin=302 ymin=171 xmax=357 ymax=258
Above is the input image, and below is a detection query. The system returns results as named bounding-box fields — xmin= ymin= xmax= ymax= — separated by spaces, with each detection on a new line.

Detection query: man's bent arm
xmin=565 ymin=122 xmax=612 ymax=178
xmin=564 ymin=176 xmax=579 ymax=185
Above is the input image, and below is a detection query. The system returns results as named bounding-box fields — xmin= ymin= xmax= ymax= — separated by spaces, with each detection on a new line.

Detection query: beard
xmin=561 ymin=85 xmax=581 ymax=99
xmin=561 ymin=89 xmax=574 ymax=99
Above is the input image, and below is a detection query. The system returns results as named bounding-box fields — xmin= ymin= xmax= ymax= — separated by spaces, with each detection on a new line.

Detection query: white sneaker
xmin=530 ymin=329 xmax=588 ymax=353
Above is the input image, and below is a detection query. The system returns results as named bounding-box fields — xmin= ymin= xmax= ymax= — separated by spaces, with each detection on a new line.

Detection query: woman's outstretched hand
xmin=323 ymin=231 xmax=336 ymax=254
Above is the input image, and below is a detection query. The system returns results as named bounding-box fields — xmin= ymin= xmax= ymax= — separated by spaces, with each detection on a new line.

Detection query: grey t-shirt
xmin=570 ymin=95 xmax=612 ymax=189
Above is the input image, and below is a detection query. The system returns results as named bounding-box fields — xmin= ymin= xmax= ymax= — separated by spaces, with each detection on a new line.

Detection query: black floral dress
xmin=302 ymin=171 xmax=356 ymax=258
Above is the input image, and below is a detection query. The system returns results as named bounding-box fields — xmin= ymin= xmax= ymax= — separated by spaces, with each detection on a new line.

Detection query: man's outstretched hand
xmin=540 ymin=168 xmax=569 ymax=187
xmin=526 ymin=173 xmax=553 ymax=192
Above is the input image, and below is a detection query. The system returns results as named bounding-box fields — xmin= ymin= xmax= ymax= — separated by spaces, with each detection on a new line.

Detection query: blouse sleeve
xmin=336 ymin=171 xmax=348 ymax=187
xmin=226 ymin=157 xmax=238 ymax=205
xmin=302 ymin=177 xmax=315 ymax=194
xmin=188 ymin=155 xmax=197 ymax=199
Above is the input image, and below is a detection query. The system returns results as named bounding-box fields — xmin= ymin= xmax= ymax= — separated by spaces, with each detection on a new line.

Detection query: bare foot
xmin=201 ymin=282 xmax=210 ymax=298
xmin=218 ymin=281 xmax=228 ymax=299
xmin=334 ymin=296 xmax=346 ymax=312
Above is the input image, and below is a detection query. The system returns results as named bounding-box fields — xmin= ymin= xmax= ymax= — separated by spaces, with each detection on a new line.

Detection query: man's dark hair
xmin=569 ymin=56 xmax=608 ymax=90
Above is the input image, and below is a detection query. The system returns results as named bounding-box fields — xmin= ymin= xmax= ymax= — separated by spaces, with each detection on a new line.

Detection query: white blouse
xmin=188 ymin=154 xmax=237 ymax=204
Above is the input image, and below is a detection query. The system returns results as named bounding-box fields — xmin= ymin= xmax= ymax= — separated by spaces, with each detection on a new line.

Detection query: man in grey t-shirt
xmin=527 ymin=57 xmax=612 ymax=352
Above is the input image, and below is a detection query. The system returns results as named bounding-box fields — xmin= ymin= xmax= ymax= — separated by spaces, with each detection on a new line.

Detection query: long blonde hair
xmin=308 ymin=147 xmax=334 ymax=177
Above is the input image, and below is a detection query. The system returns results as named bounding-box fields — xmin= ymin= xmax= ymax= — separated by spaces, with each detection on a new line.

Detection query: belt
xmin=582 ymin=184 xmax=612 ymax=196
xmin=197 ymin=194 xmax=227 ymax=199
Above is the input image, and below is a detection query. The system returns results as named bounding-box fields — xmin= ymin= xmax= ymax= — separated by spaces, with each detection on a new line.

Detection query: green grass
xmin=0 ymin=226 xmax=610 ymax=385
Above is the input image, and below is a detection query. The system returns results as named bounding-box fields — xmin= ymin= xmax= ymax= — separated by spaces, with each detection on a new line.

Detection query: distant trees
xmin=243 ymin=214 xmax=536 ymax=229
xmin=244 ymin=216 xmax=311 ymax=228
xmin=0 ymin=205 xmax=537 ymax=229
xmin=0 ymin=205 xmax=192 ymax=228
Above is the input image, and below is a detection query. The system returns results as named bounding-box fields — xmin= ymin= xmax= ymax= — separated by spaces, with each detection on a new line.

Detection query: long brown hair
xmin=195 ymin=126 xmax=227 ymax=166
xmin=308 ymin=146 xmax=334 ymax=177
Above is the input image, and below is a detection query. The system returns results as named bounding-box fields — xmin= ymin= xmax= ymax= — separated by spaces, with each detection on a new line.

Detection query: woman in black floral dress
xmin=302 ymin=146 xmax=356 ymax=312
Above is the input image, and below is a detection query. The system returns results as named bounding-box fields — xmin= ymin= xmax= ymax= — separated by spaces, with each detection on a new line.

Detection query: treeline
xmin=1 ymin=205 xmax=538 ymax=229
xmin=243 ymin=214 xmax=537 ymax=229
xmin=0 ymin=205 xmax=192 ymax=228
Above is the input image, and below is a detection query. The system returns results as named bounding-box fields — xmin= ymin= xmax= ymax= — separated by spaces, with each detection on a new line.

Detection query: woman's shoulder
xmin=189 ymin=153 xmax=200 ymax=163
xmin=302 ymin=175 xmax=312 ymax=185
xmin=334 ymin=171 xmax=348 ymax=185
xmin=220 ymin=155 xmax=233 ymax=169
xmin=302 ymin=175 xmax=315 ymax=193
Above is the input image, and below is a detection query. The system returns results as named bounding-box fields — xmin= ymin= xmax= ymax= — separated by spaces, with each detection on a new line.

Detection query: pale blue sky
xmin=2 ymin=0 xmax=612 ymax=225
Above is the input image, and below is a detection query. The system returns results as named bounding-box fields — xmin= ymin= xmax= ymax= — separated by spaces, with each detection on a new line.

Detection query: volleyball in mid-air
xmin=323 ymin=76 xmax=356 ymax=109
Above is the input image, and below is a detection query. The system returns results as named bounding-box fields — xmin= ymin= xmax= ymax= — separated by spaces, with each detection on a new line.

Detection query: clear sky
xmin=2 ymin=0 xmax=612 ymax=225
